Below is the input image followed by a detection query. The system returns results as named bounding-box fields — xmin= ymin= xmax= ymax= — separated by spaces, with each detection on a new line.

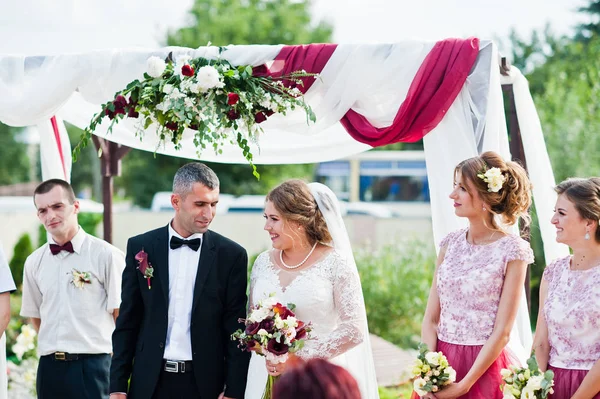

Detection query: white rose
xmin=283 ymin=316 xmax=297 ymax=328
xmin=274 ymin=317 xmax=285 ymax=329
xmin=425 ymin=352 xmax=440 ymax=366
xmin=446 ymin=366 xmax=456 ymax=383
xmin=196 ymin=65 xmax=222 ymax=90
xmin=525 ymin=375 xmax=543 ymax=391
xmin=147 ymin=56 xmax=166 ymax=78
xmin=521 ymin=387 xmax=535 ymax=399
xmin=500 ymin=368 xmax=513 ymax=379
xmin=257 ymin=329 xmax=268 ymax=336
xmin=249 ymin=307 xmax=270 ymax=323
xmin=413 ymin=378 xmax=427 ymax=397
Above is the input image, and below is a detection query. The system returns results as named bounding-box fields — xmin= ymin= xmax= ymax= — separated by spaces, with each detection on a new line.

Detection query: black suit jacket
xmin=110 ymin=225 xmax=250 ymax=399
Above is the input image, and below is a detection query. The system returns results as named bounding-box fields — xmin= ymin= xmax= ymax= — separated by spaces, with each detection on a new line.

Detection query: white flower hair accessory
xmin=477 ymin=166 xmax=506 ymax=193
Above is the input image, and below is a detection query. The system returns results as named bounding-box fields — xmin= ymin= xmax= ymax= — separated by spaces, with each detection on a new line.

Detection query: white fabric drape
xmin=0 ymin=42 xmax=493 ymax=164
xmin=38 ymin=116 xmax=72 ymax=182
xmin=500 ymin=69 xmax=570 ymax=263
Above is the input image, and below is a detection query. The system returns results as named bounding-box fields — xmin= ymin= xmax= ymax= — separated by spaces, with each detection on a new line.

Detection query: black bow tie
xmin=170 ymin=236 xmax=201 ymax=251
xmin=49 ymin=241 xmax=74 ymax=255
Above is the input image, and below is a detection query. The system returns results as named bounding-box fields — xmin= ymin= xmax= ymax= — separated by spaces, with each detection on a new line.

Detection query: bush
xmin=356 ymin=238 xmax=436 ymax=349
xmin=9 ymin=234 xmax=33 ymax=291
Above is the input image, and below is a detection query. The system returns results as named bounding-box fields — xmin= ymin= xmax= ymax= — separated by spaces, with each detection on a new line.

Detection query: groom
xmin=110 ymin=163 xmax=250 ymax=399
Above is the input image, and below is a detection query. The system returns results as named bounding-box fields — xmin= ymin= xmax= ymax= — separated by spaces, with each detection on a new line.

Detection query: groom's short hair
xmin=173 ymin=162 xmax=219 ymax=197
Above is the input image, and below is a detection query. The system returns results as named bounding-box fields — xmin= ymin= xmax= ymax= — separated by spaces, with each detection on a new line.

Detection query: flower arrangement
xmin=500 ymin=354 xmax=554 ymax=399
xmin=477 ymin=166 xmax=506 ymax=193
xmin=232 ymin=293 xmax=312 ymax=399
xmin=135 ymin=249 xmax=154 ymax=289
xmin=76 ymin=50 xmax=318 ymax=177
xmin=69 ymin=269 xmax=92 ymax=289
xmin=411 ymin=343 xmax=456 ymax=397
xmin=8 ymin=324 xmax=38 ymax=398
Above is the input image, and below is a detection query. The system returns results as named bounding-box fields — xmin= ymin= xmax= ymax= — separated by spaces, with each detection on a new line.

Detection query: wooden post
xmin=92 ymin=137 xmax=131 ymax=244
xmin=500 ymin=57 xmax=532 ymax=312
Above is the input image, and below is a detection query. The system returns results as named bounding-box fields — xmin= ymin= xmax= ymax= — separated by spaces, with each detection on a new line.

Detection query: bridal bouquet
xmin=500 ymin=354 xmax=554 ymax=399
xmin=411 ymin=343 xmax=457 ymax=396
xmin=232 ymin=293 xmax=311 ymax=399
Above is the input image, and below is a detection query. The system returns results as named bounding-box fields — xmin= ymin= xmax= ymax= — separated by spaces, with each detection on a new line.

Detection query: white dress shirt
xmin=0 ymin=243 xmax=16 ymax=294
xmin=20 ymin=227 xmax=125 ymax=355
xmin=164 ymin=224 xmax=202 ymax=361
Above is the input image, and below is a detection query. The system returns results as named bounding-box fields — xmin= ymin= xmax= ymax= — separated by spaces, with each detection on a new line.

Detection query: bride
xmin=245 ymin=180 xmax=379 ymax=399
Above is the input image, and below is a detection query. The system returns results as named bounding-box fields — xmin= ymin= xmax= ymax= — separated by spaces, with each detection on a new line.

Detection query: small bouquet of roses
xmin=232 ymin=293 xmax=312 ymax=399
xmin=500 ymin=354 xmax=554 ymax=399
xmin=411 ymin=343 xmax=457 ymax=397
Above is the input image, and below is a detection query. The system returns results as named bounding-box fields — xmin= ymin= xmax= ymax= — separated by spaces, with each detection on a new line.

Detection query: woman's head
xmin=450 ymin=151 xmax=532 ymax=228
xmin=552 ymin=177 xmax=600 ymax=245
xmin=272 ymin=358 xmax=361 ymax=399
xmin=264 ymin=180 xmax=331 ymax=250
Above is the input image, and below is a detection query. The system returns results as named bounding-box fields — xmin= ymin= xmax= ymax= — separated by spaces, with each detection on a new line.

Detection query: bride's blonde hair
xmin=266 ymin=179 xmax=332 ymax=244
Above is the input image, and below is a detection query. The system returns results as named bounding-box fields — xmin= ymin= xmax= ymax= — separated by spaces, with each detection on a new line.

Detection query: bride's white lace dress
xmin=245 ymin=249 xmax=379 ymax=399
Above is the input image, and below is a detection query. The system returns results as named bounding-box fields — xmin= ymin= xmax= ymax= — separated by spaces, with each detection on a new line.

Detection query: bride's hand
xmin=266 ymin=359 xmax=286 ymax=376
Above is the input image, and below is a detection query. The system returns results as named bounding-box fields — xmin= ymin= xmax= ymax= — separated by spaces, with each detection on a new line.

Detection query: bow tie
xmin=49 ymin=241 xmax=74 ymax=255
xmin=170 ymin=236 xmax=201 ymax=251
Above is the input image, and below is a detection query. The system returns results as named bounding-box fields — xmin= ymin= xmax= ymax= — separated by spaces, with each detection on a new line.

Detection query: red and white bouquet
xmin=232 ymin=293 xmax=311 ymax=399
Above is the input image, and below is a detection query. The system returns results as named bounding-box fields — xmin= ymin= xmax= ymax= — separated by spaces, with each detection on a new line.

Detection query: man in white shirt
xmin=20 ymin=179 xmax=125 ymax=399
xmin=0 ymin=241 xmax=16 ymax=399
xmin=109 ymin=163 xmax=250 ymax=399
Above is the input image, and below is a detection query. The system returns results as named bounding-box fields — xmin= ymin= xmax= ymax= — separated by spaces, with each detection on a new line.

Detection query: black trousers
xmin=37 ymin=353 xmax=111 ymax=399
xmin=151 ymin=369 xmax=201 ymax=399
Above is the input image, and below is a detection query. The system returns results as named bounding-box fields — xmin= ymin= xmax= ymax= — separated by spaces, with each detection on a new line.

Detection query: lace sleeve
xmin=297 ymin=253 xmax=366 ymax=360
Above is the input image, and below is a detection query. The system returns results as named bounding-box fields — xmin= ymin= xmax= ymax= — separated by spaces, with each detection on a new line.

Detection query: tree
xmin=118 ymin=0 xmax=333 ymax=207
xmin=576 ymin=0 xmax=600 ymax=41
xmin=0 ymin=123 xmax=30 ymax=185
xmin=9 ymin=233 xmax=33 ymax=292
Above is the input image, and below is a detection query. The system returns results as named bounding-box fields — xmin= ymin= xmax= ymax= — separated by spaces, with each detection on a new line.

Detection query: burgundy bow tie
xmin=49 ymin=241 xmax=74 ymax=255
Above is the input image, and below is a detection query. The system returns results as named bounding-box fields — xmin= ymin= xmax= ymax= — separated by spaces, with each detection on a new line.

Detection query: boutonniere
xmin=135 ymin=249 xmax=154 ymax=290
xmin=70 ymin=269 xmax=92 ymax=289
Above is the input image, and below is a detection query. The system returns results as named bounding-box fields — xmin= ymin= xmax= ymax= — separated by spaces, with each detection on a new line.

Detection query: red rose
xmin=181 ymin=64 xmax=195 ymax=77
xmin=227 ymin=93 xmax=240 ymax=105
xmin=265 ymin=110 xmax=275 ymax=117
xmin=273 ymin=303 xmax=295 ymax=320
xmin=226 ymin=109 xmax=240 ymax=120
xmin=254 ymin=111 xmax=267 ymax=124
xmin=105 ymin=108 xmax=116 ymax=120
xmin=260 ymin=319 xmax=275 ymax=333
xmin=113 ymin=95 xmax=128 ymax=112
xmin=267 ymin=338 xmax=289 ymax=356
xmin=127 ymin=102 xmax=139 ymax=118
xmin=245 ymin=322 xmax=261 ymax=335
xmin=166 ymin=122 xmax=178 ymax=131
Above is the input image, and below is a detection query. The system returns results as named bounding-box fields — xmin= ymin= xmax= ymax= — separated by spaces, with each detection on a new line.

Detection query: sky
xmin=0 ymin=0 xmax=588 ymax=57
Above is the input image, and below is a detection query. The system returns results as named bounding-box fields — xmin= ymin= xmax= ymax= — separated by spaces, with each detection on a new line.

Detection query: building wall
xmin=0 ymin=211 xmax=433 ymax=260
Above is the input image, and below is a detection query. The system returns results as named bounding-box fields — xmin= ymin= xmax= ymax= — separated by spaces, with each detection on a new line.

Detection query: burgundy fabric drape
xmin=256 ymin=38 xmax=479 ymax=147
xmin=253 ymin=43 xmax=337 ymax=94
xmin=341 ymin=37 xmax=480 ymax=146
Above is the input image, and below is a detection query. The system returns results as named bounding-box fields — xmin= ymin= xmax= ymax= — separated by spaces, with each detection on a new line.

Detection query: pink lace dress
xmin=543 ymin=256 xmax=600 ymax=399
xmin=413 ymin=228 xmax=533 ymax=399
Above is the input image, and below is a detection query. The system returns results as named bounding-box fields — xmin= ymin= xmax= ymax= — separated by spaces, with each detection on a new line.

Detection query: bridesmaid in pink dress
xmin=413 ymin=151 xmax=534 ymax=399
xmin=532 ymin=177 xmax=600 ymax=399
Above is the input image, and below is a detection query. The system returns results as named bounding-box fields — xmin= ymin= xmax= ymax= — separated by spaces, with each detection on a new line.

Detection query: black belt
xmin=48 ymin=352 xmax=105 ymax=361
xmin=163 ymin=360 xmax=193 ymax=373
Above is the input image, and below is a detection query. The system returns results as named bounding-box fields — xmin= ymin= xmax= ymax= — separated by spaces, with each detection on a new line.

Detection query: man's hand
xmin=109 ymin=394 xmax=127 ymax=399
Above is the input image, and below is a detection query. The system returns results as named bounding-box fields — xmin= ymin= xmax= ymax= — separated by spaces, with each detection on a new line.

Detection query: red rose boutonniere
xmin=135 ymin=249 xmax=154 ymax=289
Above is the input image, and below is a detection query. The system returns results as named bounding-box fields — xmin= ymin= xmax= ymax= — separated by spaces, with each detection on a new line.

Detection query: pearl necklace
xmin=280 ymin=242 xmax=318 ymax=269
